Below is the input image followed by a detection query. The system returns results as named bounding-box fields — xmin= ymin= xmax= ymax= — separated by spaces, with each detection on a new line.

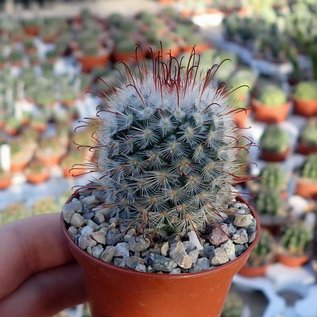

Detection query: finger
xmin=0 ymin=263 xmax=86 ymax=317
xmin=0 ymin=213 xmax=74 ymax=299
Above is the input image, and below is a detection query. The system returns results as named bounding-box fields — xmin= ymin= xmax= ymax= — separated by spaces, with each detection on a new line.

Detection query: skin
xmin=0 ymin=213 xmax=87 ymax=317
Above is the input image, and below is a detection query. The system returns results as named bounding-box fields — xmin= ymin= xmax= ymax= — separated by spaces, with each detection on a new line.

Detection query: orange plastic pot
xmin=37 ymin=155 xmax=63 ymax=167
xmin=182 ymin=43 xmax=212 ymax=54
xmin=63 ymin=167 xmax=86 ymax=178
xmin=239 ymin=264 xmax=269 ymax=277
xmin=260 ymin=149 xmax=290 ymax=162
xmin=294 ymin=98 xmax=317 ymax=117
xmin=24 ymin=26 xmax=39 ymax=37
xmin=113 ymin=51 xmax=137 ymax=63
xmin=26 ymin=170 xmax=50 ymax=184
xmin=0 ymin=175 xmax=12 ymax=190
xmin=61 ymin=196 xmax=259 ymax=317
xmin=252 ymin=99 xmax=291 ymax=123
xmin=78 ymin=54 xmax=110 ymax=73
xmin=11 ymin=160 xmax=30 ymax=173
xmin=233 ymin=108 xmax=251 ymax=128
xmin=295 ymin=178 xmax=317 ymax=199
xmin=297 ymin=143 xmax=317 ymax=155
xmin=277 ymin=254 xmax=309 ymax=267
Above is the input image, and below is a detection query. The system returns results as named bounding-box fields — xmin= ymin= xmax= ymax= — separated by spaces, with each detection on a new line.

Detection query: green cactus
xmin=258 ymin=84 xmax=287 ymax=106
xmin=260 ymin=125 xmax=290 ymax=153
xmin=302 ymin=154 xmax=317 ymax=180
xmin=256 ymin=190 xmax=283 ymax=216
xmin=260 ymin=163 xmax=287 ymax=190
xmin=300 ymin=119 xmax=317 ymax=146
xmin=294 ymin=81 xmax=317 ymax=101
xmin=280 ymin=223 xmax=312 ymax=256
xmin=221 ymin=292 xmax=243 ymax=317
xmin=247 ymin=229 xmax=275 ymax=267
xmin=84 ymin=50 xmax=248 ymax=238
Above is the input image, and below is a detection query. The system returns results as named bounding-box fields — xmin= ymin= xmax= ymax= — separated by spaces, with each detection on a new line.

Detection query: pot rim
xmin=61 ymin=195 xmax=260 ymax=279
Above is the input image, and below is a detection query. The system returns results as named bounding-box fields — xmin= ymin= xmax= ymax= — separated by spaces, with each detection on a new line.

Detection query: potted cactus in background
xmin=277 ymin=222 xmax=312 ymax=267
xmin=294 ymin=81 xmax=317 ymax=117
xmin=25 ymin=160 xmax=50 ymax=185
xmin=0 ymin=202 xmax=29 ymax=225
xmin=260 ymin=125 xmax=291 ymax=161
xmin=296 ymin=154 xmax=317 ymax=199
xmin=256 ymin=189 xmax=286 ymax=236
xmin=0 ymin=167 xmax=12 ymax=190
xmin=297 ymin=119 xmax=317 ymax=155
xmin=61 ymin=49 xmax=259 ymax=317
xmin=239 ymin=229 xmax=276 ymax=277
xmin=252 ymin=84 xmax=290 ymax=123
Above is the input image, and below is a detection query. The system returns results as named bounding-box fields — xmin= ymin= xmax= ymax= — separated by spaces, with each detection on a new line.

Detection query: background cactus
xmin=260 ymin=163 xmax=287 ymax=190
xmin=258 ymin=84 xmax=287 ymax=106
xmin=300 ymin=119 xmax=317 ymax=146
xmin=280 ymin=223 xmax=312 ymax=256
xmin=294 ymin=81 xmax=317 ymax=100
xmin=247 ymin=229 xmax=276 ymax=267
xmin=256 ymin=190 xmax=284 ymax=216
xmin=260 ymin=125 xmax=290 ymax=153
xmin=302 ymin=154 xmax=317 ymax=180
xmin=84 ymin=49 xmax=252 ymax=238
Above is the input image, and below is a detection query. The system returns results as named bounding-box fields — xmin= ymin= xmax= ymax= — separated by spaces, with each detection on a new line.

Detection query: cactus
xmin=221 ymin=292 xmax=243 ymax=317
xmin=294 ymin=81 xmax=317 ymax=101
xmin=82 ymin=49 xmax=251 ymax=238
xmin=280 ymin=223 xmax=312 ymax=256
xmin=302 ymin=154 xmax=317 ymax=181
xmin=260 ymin=125 xmax=290 ymax=153
xmin=260 ymin=163 xmax=287 ymax=190
xmin=256 ymin=190 xmax=283 ymax=216
xmin=300 ymin=119 xmax=317 ymax=146
xmin=258 ymin=84 xmax=287 ymax=106
xmin=247 ymin=229 xmax=275 ymax=267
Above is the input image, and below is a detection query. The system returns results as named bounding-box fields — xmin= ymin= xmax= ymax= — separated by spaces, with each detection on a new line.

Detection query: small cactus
xmin=256 ymin=190 xmax=284 ymax=216
xmin=302 ymin=154 xmax=317 ymax=181
xmin=280 ymin=222 xmax=312 ymax=256
xmin=260 ymin=125 xmax=290 ymax=153
xmin=260 ymin=163 xmax=287 ymax=190
xmin=247 ymin=229 xmax=276 ymax=267
xmin=294 ymin=81 xmax=317 ymax=101
xmin=82 ymin=48 xmax=253 ymax=238
xmin=258 ymin=84 xmax=287 ymax=106
xmin=300 ymin=119 xmax=317 ymax=146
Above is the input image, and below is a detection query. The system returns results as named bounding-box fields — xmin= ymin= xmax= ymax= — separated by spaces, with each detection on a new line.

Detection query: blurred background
xmin=0 ymin=0 xmax=317 ymax=316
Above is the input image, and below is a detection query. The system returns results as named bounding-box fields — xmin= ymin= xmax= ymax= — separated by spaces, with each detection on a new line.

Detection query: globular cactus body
xmin=301 ymin=119 xmax=317 ymax=146
xmin=256 ymin=190 xmax=283 ymax=216
xmin=260 ymin=125 xmax=290 ymax=153
xmin=260 ymin=163 xmax=286 ymax=190
xmin=87 ymin=48 xmax=251 ymax=238
xmin=302 ymin=154 xmax=317 ymax=180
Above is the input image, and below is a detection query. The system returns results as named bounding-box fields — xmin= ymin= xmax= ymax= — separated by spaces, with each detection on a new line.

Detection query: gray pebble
xmin=83 ymin=211 xmax=95 ymax=220
xmin=62 ymin=207 xmax=75 ymax=224
xmin=196 ymin=257 xmax=210 ymax=270
xmin=235 ymin=244 xmax=246 ymax=257
xmin=91 ymin=245 xmax=104 ymax=259
xmin=78 ymin=234 xmax=97 ymax=250
xmin=107 ymin=228 xmax=123 ymax=246
xmin=114 ymin=242 xmax=130 ymax=258
xmin=80 ymin=225 xmax=94 ymax=236
xmin=170 ymin=268 xmax=182 ymax=274
xmin=126 ymin=256 xmax=145 ymax=270
xmin=232 ymin=228 xmax=249 ymax=245
xmin=208 ymin=224 xmax=229 ymax=246
xmin=135 ymin=263 xmax=147 ymax=272
xmin=91 ymin=230 xmax=106 ymax=244
xmin=70 ymin=213 xmax=85 ymax=228
xmin=161 ymin=242 xmax=169 ymax=256
xmin=87 ymin=219 xmax=99 ymax=230
xmin=170 ymin=242 xmax=192 ymax=269
xmin=128 ymin=236 xmax=150 ymax=252
xmin=148 ymin=253 xmax=177 ymax=273
xmin=202 ymin=244 xmax=215 ymax=259
xmin=188 ymin=249 xmax=200 ymax=264
xmin=183 ymin=241 xmax=196 ymax=253
xmin=221 ymin=240 xmax=236 ymax=261
xmin=83 ymin=195 xmax=98 ymax=206
xmin=211 ymin=248 xmax=230 ymax=265
xmin=67 ymin=226 xmax=78 ymax=239
xmin=234 ymin=214 xmax=254 ymax=228
xmin=100 ymin=246 xmax=116 ymax=263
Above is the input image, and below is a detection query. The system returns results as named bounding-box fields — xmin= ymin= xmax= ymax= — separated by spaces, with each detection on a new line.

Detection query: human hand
xmin=0 ymin=213 xmax=86 ymax=317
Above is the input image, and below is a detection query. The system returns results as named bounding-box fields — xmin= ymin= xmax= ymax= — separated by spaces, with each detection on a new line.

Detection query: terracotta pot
xmin=26 ymin=170 xmax=50 ymax=184
xmin=294 ymin=98 xmax=317 ymax=117
xmin=260 ymin=149 xmax=290 ymax=162
xmin=277 ymin=254 xmax=309 ymax=267
xmin=24 ymin=26 xmax=40 ymax=37
xmin=238 ymin=264 xmax=269 ymax=277
xmin=182 ymin=43 xmax=212 ymax=54
xmin=4 ymin=127 xmax=20 ymax=136
xmin=11 ymin=160 xmax=30 ymax=173
xmin=260 ymin=215 xmax=285 ymax=237
xmin=78 ymin=54 xmax=110 ymax=73
xmin=37 ymin=154 xmax=63 ymax=167
xmin=252 ymin=99 xmax=291 ymax=123
xmin=233 ymin=108 xmax=251 ymax=128
xmin=150 ymin=46 xmax=181 ymax=59
xmin=113 ymin=51 xmax=136 ymax=63
xmin=0 ymin=175 xmax=12 ymax=190
xmin=31 ymin=123 xmax=47 ymax=133
xmin=61 ymin=196 xmax=259 ymax=317
xmin=296 ymin=178 xmax=317 ymax=199
xmin=296 ymin=143 xmax=317 ymax=155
